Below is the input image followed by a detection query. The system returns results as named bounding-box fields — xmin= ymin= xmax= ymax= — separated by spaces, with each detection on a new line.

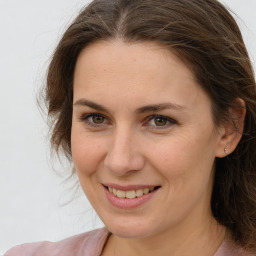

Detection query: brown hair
xmin=45 ymin=0 xmax=256 ymax=251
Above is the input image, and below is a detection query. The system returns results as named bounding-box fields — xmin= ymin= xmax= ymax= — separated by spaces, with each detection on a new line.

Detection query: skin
xmin=71 ymin=40 xmax=243 ymax=256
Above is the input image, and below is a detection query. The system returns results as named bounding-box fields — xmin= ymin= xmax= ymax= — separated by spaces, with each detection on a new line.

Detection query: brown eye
xmin=81 ymin=113 xmax=107 ymax=127
xmin=92 ymin=115 xmax=105 ymax=124
xmin=154 ymin=117 xmax=167 ymax=126
xmin=146 ymin=115 xmax=176 ymax=129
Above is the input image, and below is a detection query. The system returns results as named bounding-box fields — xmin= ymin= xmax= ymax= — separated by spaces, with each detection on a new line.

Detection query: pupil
xmin=155 ymin=117 xmax=166 ymax=126
xmin=93 ymin=116 xmax=104 ymax=124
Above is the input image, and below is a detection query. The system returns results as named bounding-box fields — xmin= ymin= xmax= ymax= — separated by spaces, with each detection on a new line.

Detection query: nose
xmin=104 ymin=128 xmax=145 ymax=176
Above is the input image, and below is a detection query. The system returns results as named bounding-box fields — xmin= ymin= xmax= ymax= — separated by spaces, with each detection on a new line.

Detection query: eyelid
xmin=79 ymin=112 xmax=176 ymax=130
xmin=144 ymin=115 xmax=177 ymax=129
xmin=79 ymin=113 xmax=110 ymax=127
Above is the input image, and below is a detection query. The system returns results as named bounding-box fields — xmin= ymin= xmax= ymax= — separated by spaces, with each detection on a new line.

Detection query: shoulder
xmin=4 ymin=228 xmax=110 ymax=256
xmin=214 ymin=237 xmax=255 ymax=256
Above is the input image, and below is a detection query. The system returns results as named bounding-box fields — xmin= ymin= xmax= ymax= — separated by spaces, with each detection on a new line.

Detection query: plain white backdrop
xmin=0 ymin=0 xmax=255 ymax=254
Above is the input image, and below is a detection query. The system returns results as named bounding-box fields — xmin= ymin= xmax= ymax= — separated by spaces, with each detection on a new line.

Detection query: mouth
xmin=104 ymin=185 xmax=161 ymax=199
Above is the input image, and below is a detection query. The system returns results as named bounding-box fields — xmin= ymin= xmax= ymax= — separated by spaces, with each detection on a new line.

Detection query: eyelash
xmin=145 ymin=115 xmax=177 ymax=129
xmin=79 ymin=113 xmax=109 ymax=128
xmin=79 ymin=113 xmax=177 ymax=129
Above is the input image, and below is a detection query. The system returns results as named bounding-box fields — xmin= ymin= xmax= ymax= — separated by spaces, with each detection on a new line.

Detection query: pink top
xmin=5 ymin=228 xmax=254 ymax=256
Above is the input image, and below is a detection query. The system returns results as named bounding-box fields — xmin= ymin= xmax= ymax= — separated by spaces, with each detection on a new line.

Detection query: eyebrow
xmin=73 ymin=99 xmax=108 ymax=112
xmin=136 ymin=103 xmax=186 ymax=113
xmin=73 ymin=99 xmax=186 ymax=113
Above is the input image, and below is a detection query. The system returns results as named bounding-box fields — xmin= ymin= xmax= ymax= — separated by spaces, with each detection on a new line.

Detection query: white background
xmin=0 ymin=0 xmax=255 ymax=254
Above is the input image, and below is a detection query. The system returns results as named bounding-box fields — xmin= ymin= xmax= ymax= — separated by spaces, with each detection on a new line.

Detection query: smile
xmin=103 ymin=184 xmax=161 ymax=208
xmin=107 ymin=186 xmax=156 ymax=199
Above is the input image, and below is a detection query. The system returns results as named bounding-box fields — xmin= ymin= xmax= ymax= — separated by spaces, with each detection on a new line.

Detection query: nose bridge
xmin=104 ymin=125 xmax=144 ymax=175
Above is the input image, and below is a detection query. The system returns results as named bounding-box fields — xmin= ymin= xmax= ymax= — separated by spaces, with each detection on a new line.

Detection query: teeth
xmin=108 ymin=187 xmax=155 ymax=199
xmin=143 ymin=188 xmax=149 ymax=194
xmin=126 ymin=190 xmax=136 ymax=199
xmin=135 ymin=189 xmax=143 ymax=197
xmin=116 ymin=190 xmax=125 ymax=198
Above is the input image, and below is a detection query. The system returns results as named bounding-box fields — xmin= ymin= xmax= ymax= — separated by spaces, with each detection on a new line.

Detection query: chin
xmin=103 ymin=218 xmax=160 ymax=239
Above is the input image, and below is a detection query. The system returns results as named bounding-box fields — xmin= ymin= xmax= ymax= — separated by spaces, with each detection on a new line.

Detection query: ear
xmin=215 ymin=98 xmax=246 ymax=158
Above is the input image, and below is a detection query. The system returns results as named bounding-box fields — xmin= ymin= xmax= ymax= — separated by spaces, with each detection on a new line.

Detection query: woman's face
xmin=71 ymin=40 xmax=224 ymax=238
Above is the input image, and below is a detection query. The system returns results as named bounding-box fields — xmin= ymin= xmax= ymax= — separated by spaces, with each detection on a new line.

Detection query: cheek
xmin=71 ymin=128 xmax=106 ymax=176
xmin=146 ymin=136 xmax=195 ymax=176
xmin=147 ymin=136 xmax=216 ymax=220
xmin=146 ymin=131 xmax=216 ymax=188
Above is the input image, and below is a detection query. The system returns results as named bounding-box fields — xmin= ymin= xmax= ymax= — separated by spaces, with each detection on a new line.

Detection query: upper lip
xmin=103 ymin=183 xmax=160 ymax=191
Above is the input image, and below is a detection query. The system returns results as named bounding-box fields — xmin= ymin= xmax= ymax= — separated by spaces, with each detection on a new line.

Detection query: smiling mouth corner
xmin=104 ymin=185 xmax=161 ymax=199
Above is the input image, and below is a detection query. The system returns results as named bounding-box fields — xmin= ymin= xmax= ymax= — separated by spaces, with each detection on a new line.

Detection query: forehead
xmin=73 ymin=40 xmax=211 ymax=112
xmin=75 ymin=40 xmax=195 ymax=81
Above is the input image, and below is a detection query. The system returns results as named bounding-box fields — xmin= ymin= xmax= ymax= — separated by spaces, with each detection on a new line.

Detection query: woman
xmin=5 ymin=0 xmax=256 ymax=255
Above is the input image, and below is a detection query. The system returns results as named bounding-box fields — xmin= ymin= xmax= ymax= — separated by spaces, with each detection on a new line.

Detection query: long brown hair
xmin=45 ymin=0 xmax=256 ymax=251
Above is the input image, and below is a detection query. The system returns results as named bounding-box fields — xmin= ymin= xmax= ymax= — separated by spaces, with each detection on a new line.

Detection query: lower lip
xmin=104 ymin=187 xmax=159 ymax=209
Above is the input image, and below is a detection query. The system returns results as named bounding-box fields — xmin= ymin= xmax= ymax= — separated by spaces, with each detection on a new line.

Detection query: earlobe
xmin=215 ymin=98 xmax=246 ymax=158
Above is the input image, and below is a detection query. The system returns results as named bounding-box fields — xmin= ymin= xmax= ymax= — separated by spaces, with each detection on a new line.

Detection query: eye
xmin=146 ymin=115 xmax=176 ymax=129
xmin=153 ymin=116 xmax=168 ymax=126
xmin=90 ymin=115 xmax=105 ymax=124
xmin=80 ymin=113 xmax=108 ymax=127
